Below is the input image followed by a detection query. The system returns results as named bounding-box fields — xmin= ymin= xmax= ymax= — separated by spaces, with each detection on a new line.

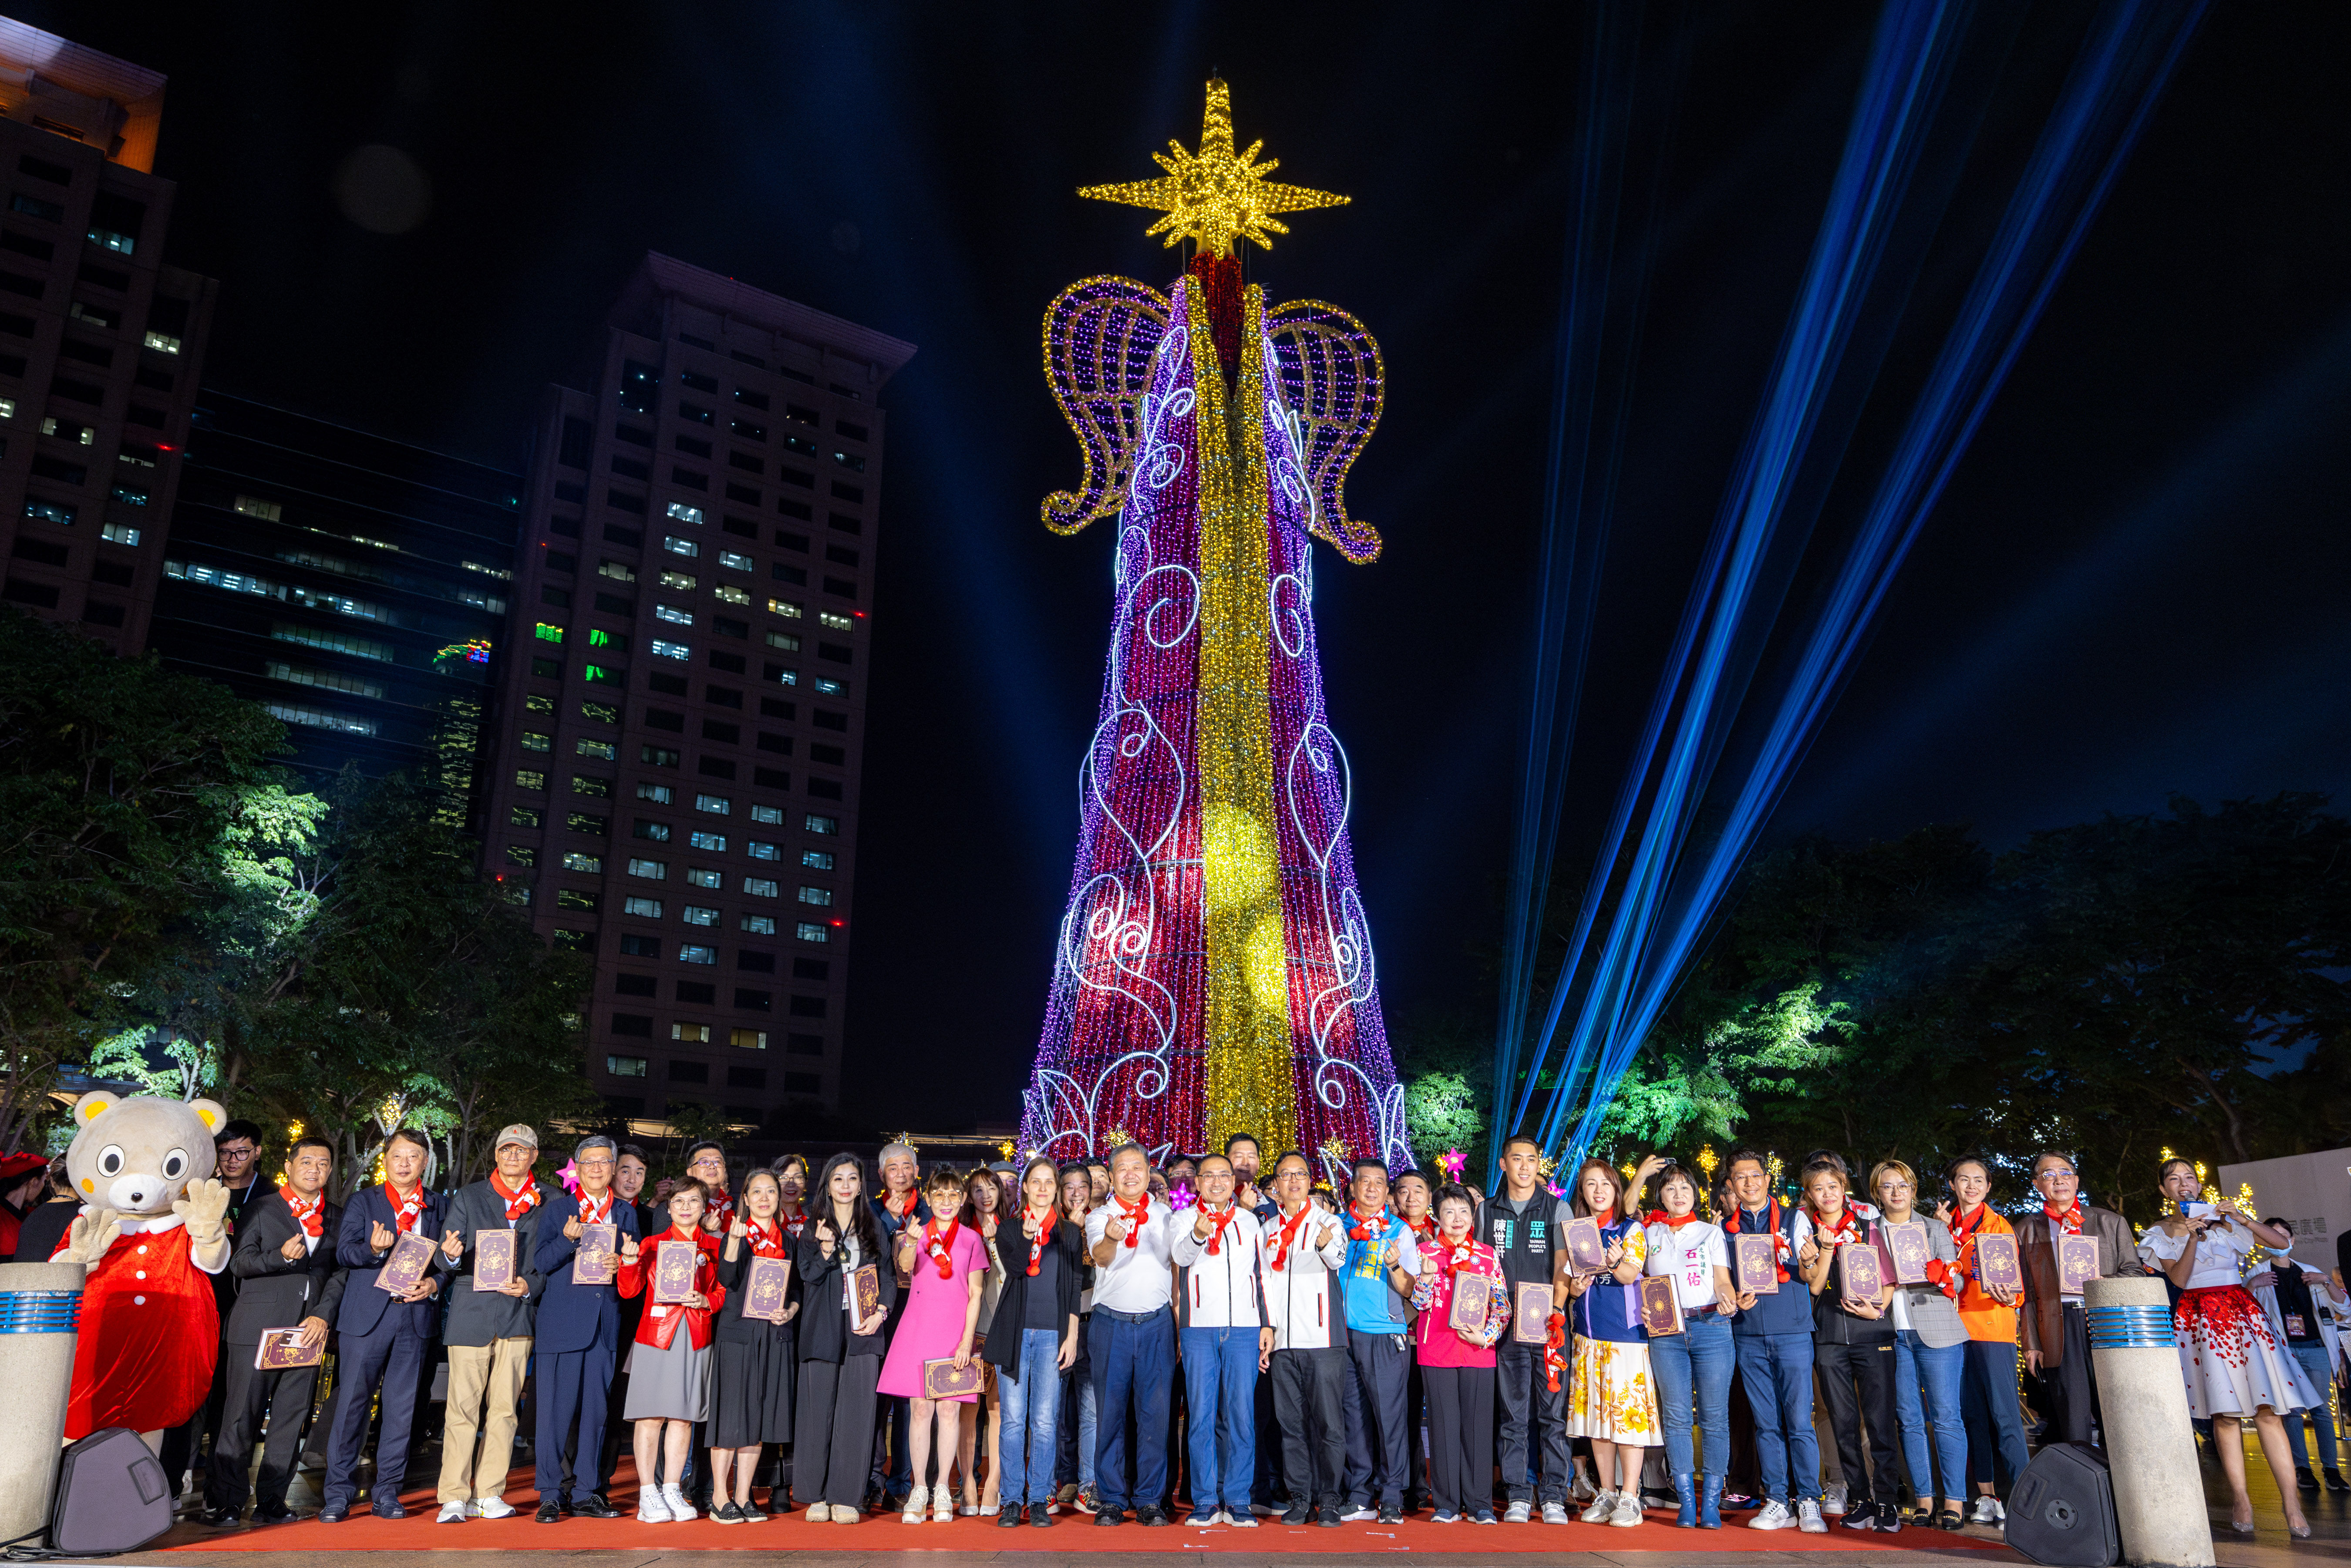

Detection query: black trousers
xmin=796 ymin=1357 xmax=880 ymax=1509
xmin=1495 ymin=1337 xmax=1570 ymax=1503
xmin=1816 ymin=1338 xmax=1899 ymax=1507
xmin=1270 ymin=1348 xmax=1348 ymax=1507
xmin=2043 ymin=1306 xmax=2101 ymax=1446
xmin=1424 ymin=1365 xmax=1493 ymax=1518
xmin=1344 ymin=1332 xmax=1411 ymax=1506
xmin=204 ymin=1354 xmax=320 ymax=1515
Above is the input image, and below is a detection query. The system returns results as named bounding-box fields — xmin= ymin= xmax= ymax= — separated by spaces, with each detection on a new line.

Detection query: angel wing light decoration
xmin=1020 ymin=80 xmax=1406 ymax=1179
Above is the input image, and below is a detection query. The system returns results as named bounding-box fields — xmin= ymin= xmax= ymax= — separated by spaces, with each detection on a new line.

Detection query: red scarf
xmin=883 ymin=1188 xmax=920 ymax=1226
xmin=492 ymin=1170 xmax=539 ymax=1222
xmin=745 ymin=1216 xmax=786 ymax=1258
xmin=1646 ymin=1209 xmax=1701 ymax=1229
xmin=1266 ymin=1205 xmax=1315 ymax=1272
xmin=281 ymin=1184 xmax=324 ymax=1239
xmin=1724 ymin=1198 xmax=1792 ymax=1282
xmin=1347 ymin=1203 xmax=1387 ymax=1242
xmin=386 ymin=1181 xmax=425 ymax=1235
xmin=703 ymin=1185 xmax=734 ymax=1230
xmin=1435 ymin=1234 xmax=1476 ymax=1275
xmin=2042 ymin=1200 xmax=2083 ymax=1237
xmin=1112 ymin=1191 xmax=1152 ymax=1250
xmin=781 ymin=1206 xmax=807 ymax=1241
xmin=1195 ymin=1202 xmax=1240 ymax=1257
xmin=576 ymin=1187 xmax=613 ymax=1224
xmin=1811 ymin=1205 xmax=1860 ymax=1247
xmin=924 ymin=1217 xmax=961 ymax=1280
xmin=1950 ymin=1201 xmax=1988 ymax=1281
xmin=1404 ymin=1212 xmax=1438 ymax=1241
xmin=1023 ymin=1207 xmax=1058 ymax=1275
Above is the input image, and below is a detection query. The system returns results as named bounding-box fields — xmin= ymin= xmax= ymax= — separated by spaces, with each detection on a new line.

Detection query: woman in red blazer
xmin=618 ymin=1177 xmax=728 ymax=1522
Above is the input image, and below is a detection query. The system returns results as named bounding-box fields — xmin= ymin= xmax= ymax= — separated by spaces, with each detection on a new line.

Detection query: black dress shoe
xmin=318 ymin=1504 xmax=350 ymax=1524
xmin=536 ymin=1499 xmax=562 ymax=1523
xmin=1094 ymin=1506 xmax=1126 ymax=1525
xmin=199 ymin=1506 xmax=241 ymax=1528
xmin=571 ymin=1492 xmax=620 ymax=1518
xmin=372 ymin=1499 xmax=408 ymax=1519
xmin=250 ymin=1506 xmax=301 ymax=1527
xmin=1032 ymin=1505 xmax=1057 ymax=1528
xmin=1136 ymin=1505 xmax=1169 ymax=1527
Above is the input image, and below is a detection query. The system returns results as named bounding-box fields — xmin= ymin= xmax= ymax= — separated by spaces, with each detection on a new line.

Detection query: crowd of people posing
xmin=13 ymin=1120 xmax=2341 ymax=1538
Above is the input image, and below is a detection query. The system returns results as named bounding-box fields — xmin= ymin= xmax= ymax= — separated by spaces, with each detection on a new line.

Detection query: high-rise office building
xmin=0 ymin=18 xmax=212 ymax=652
xmin=480 ymin=254 xmax=912 ymax=1124
xmin=149 ymin=390 xmax=522 ymax=791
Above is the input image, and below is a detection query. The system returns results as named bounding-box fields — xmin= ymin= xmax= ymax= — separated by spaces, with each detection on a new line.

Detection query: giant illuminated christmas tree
xmin=1018 ymin=81 xmax=1408 ymax=1177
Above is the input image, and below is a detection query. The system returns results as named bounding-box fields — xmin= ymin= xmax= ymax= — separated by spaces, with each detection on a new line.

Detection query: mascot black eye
xmin=96 ymin=1144 xmax=125 ymax=1178
xmin=162 ymin=1149 xmax=189 ymax=1181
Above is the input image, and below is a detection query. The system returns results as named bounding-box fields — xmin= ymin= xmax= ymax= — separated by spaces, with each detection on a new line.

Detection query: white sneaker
xmin=636 ymin=1488 xmax=673 ymax=1523
xmin=1541 ymin=1501 xmax=1571 ymax=1524
xmin=1969 ymin=1495 xmax=2004 ymax=1524
xmin=1569 ymin=1476 xmax=1598 ymax=1505
xmin=1580 ymin=1491 xmax=1616 ymax=1524
xmin=1749 ymin=1499 xmax=1793 ymax=1530
xmin=1608 ymin=1494 xmax=1644 ymax=1527
xmin=805 ymin=1502 xmax=830 ymax=1523
xmin=1505 ymin=1499 xmax=1532 ymax=1523
xmin=437 ymin=1501 xmax=468 ymax=1524
xmin=1342 ymin=1504 xmax=1376 ymax=1522
xmin=901 ymin=1484 xmax=928 ymax=1524
xmin=474 ymin=1497 xmax=516 ymax=1520
xmin=661 ymin=1484 xmax=696 ymax=1522
xmin=1797 ymin=1498 xmax=1828 ymax=1534
xmin=1824 ymin=1481 xmax=1848 ymax=1515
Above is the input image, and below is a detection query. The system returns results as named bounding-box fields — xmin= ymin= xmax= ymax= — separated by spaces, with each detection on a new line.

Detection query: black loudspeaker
xmin=2004 ymin=1440 xmax=2121 ymax=1567
xmin=51 ymin=1427 xmax=174 ymax=1557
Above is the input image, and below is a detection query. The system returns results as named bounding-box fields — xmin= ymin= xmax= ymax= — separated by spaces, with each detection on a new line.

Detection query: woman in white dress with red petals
xmin=2137 ymin=1157 xmax=2317 ymax=1539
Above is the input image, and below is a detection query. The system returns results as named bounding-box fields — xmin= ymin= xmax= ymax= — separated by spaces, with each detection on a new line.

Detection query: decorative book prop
xmin=1974 ymin=1232 xmax=2023 ymax=1292
xmin=852 ymin=1262 xmax=882 ymax=1321
xmin=473 ymin=1229 xmax=516 ymax=1290
xmin=254 ymin=1328 xmax=323 ymax=1370
xmin=2057 ymin=1235 xmax=2100 ymax=1294
xmin=742 ymin=1255 xmax=792 ymax=1322
xmin=375 ymin=1230 xmax=435 ymax=1295
xmin=923 ymin=1358 xmax=985 ymax=1399
xmin=1637 ymin=1273 xmax=1684 ymax=1336
xmin=1734 ymin=1232 xmax=1781 ymax=1295
xmin=1447 ymin=1269 xmax=1493 ymax=1338
xmin=1884 ymin=1221 xmax=1929 ymax=1285
xmin=653 ymin=1238 xmax=697 ymax=1304
xmin=1512 ymin=1281 xmax=1554 ymax=1345
xmin=1838 ymin=1239 xmax=1884 ymax=1301
xmin=573 ymin=1223 xmax=618 ymax=1285
xmin=1563 ymin=1215 xmax=1608 ymax=1276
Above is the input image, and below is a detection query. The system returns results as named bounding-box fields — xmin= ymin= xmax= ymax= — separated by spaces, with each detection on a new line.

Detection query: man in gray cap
xmin=432 ymin=1124 xmax=549 ymax=1522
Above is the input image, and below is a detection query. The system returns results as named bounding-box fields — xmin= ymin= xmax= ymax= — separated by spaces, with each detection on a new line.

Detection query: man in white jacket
xmin=1169 ymin=1154 xmax=1273 ymax=1526
xmin=1260 ymin=1151 xmax=1351 ymax=1527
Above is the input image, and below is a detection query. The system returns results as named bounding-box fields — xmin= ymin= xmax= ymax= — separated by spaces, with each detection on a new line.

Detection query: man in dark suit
xmin=201 ymin=1134 xmax=345 ymax=1526
xmin=320 ymin=1126 xmax=445 ymax=1523
xmin=431 ymin=1124 xmax=549 ymax=1522
xmin=531 ymin=1134 xmax=641 ymax=1521
xmin=2017 ymin=1151 xmax=2146 ymax=1448
xmin=161 ymin=1117 xmax=271 ymax=1508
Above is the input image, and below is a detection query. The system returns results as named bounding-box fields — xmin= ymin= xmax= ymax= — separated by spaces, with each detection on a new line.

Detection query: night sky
xmin=37 ymin=3 xmax=2351 ymax=1134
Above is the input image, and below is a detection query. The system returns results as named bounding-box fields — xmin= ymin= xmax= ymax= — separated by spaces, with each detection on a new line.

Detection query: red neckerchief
xmin=1811 ymin=1205 xmax=1860 ymax=1247
xmin=1950 ymin=1201 xmax=1988 ymax=1282
xmin=281 ymin=1184 xmax=324 ymax=1239
xmin=1023 ymin=1206 xmax=1058 ymax=1275
xmin=1647 ymin=1209 xmax=1701 ymax=1229
xmin=1347 ymin=1203 xmax=1386 ymax=1242
xmin=1266 ymin=1205 xmax=1314 ymax=1272
xmin=745 ymin=1217 xmax=785 ymax=1258
xmin=492 ymin=1170 xmax=539 ymax=1222
xmin=387 ymin=1181 xmax=425 ymax=1234
xmin=703 ymin=1186 xmax=734 ymax=1229
xmin=2043 ymin=1200 xmax=2083 ymax=1237
xmin=1195 ymin=1201 xmax=1240 ymax=1256
xmin=781 ymin=1206 xmax=807 ymax=1241
xmin=924 ymin=1216 xmax=961 ymax=1279
xmin=1723 ymin=1198 xmax=1792 ymax=1281
xmin=1404 ymin=1212 xmax=1438 ymax=1241
xmin=576 ymin=1188 xmax=613 ymax=1225
xmin=883 ymin=1188 xmax=920 ymax=1226
xmin=1436 ymin=1234 xmax=1476 ymax=1275
xmin=1113 ymin=1191 xmax=1152 ymax=1250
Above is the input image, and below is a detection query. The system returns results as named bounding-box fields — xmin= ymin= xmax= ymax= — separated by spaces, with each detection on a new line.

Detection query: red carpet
xmin=159 ymin=1460 xmax=2015 ymax=1554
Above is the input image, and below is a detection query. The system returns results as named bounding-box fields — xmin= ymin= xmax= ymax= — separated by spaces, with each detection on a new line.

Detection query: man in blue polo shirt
xmin=1334 ymin=1158 xmax=1420 ymax=1524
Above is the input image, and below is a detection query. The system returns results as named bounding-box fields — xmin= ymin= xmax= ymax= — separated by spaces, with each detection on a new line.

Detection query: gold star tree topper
xmin=1080 ymin=79 xmax=1348 ymax=257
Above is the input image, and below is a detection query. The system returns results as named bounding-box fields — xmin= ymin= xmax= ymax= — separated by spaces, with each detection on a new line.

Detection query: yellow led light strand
xmin=1193 ymin=279 xmax=1296 ymax=1157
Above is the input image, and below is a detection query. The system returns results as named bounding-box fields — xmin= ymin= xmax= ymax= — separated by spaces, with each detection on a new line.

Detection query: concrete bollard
xmin=0 ymin=1261 xmax=84 ymax=1544
xmin=2086 ymin=1274 xmax=2213 ymax=1568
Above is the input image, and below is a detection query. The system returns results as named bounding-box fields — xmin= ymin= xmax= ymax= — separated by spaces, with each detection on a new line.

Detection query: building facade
xmin=0 ymin=19 xmax=213 ymax=652
xmin=149 ymin=390 xmax=522 ymax=792
xmin=478 ymin=254 xmax=912 ymax=1124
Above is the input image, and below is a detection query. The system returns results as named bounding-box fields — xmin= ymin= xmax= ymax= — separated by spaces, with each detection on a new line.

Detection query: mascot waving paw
xmin=54 ymin=1091 xmax=230 ymax=1447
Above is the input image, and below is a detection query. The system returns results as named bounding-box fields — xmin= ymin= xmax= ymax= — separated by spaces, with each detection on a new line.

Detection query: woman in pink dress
xmin=879 ymin=1166 xmax=987 ymax=1522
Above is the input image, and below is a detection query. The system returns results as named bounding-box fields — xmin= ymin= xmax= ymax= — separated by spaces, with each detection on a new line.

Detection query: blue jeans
xmin=1650 ymin=1310 xmax=1735 ymax=1481
xmin=1961 ymin=1337 xmax=2030 ymax=1493
xmin=1893 ymin=1330 xmax=1969 ymax=1507
xmin=1734 ymin=1330 xmax=1820 ymax=1504
xmin=997 ymin=1328 xmax=1064 ymax=1505
xmin=2284 ymin=1344 xmax=2340 ymax=1472
xmin=1182 ymin=1326 xmax=1262 ymax=1512
xmin=1089 ymin=1306 xmax=1174 ymax=1512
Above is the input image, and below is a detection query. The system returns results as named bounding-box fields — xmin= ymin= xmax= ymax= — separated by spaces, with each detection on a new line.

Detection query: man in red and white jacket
xmin=1258 ymin=1152 xmax=1351 ymax=1527
xmin=1169 ymin=1153 xmax=1272 ymax=1527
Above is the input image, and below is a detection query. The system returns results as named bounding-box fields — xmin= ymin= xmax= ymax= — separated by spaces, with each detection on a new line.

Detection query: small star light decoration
xmin=1079 ymin=78 xmax=1349 ymax=258
xmin=1438 ymin=1148 xmax=1467 ymax=1182
xmin=1104 ymin=1127 xmax=1134 ymax=1150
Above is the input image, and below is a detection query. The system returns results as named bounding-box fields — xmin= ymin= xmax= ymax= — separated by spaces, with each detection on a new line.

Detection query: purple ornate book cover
xmin=1839 ymin=1240 xmax=1883 ymax=1300
xmin=1975 ymin=1232 xmax=2023 ymax=1292
xmin=744 ymin=1255 xmax=792 ymax=1322
xmin=1734 ymin=1232 xmax=1780 ymax=1295
xmin=1563 ymin=1215 xmax=1607 ymax=1276
xmin=1512 ymin=1281 xmax=1554 ymax=1345
xmin=1637 ymin=1274 xmax=1684 ymax=1336
xmin=1885 ymin=1221 xmax=1929 ymax=1285
xmin=375 ymin=1230 xmax=435 ymax=1295
xmin=653 ymin=1239 xmax=697 ymax=1304
xmin=852 ymin=1262 xmax=882 ymax=1320
xmin=2058 ymin=1235 xmax=2099 ymax=1293
xmin=254 ymin=1328 xmax=323 ymax=1370
xmin=573 ymin=1223 xmax=617 ymax=1285
xmin=473 ymin=1228 xmax=515 ymax=1289
xmin=1447 ymin=1269 xmax=1492 ymax=1337
xmin=923 ymin=1358 xmax=985 ymax=1399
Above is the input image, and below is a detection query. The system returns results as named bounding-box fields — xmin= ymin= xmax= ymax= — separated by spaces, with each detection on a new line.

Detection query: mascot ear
xmin=189 ymin=1098 xmax=228 ymax=1133
xmin=72 ymin=1090 xmax=118 ymax=1125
